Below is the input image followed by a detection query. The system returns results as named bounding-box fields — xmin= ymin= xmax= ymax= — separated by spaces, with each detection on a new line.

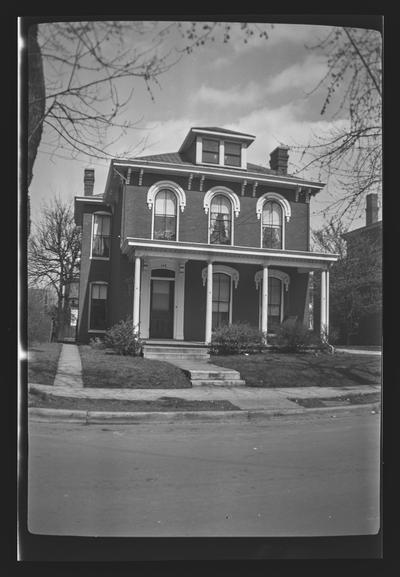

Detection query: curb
xmin=28 ymin=402 xmax=380 ymax=424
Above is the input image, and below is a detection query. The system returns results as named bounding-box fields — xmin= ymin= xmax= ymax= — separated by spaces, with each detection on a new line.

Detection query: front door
xmin=150 ymin=278 xmax=174 ymax=338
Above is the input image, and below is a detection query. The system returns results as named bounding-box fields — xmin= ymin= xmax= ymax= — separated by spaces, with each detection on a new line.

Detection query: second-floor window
xmin=154 ymin=189 xmax=177 ymax=241
xmin=210 ymin=194 xmax=232 ymax=245
xmin=92 ymin=213 xmax=111 ymax=258
xmin=262 ymin=201 xmax=283 ymax=249
xmin=202 ymin=138 xmax=219 ymax=164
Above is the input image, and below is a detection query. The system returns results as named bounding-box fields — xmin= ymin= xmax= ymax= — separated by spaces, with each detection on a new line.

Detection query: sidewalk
xmin=28 ymin=344 xmax=381 ymax=423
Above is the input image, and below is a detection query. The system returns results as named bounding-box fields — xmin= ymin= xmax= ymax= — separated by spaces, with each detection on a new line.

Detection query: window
xmin=262 ymin=201 xmax=283 ymax=249
xmin=89 ymin=283 xmax=107 ymax=331
xmin=224 ymin=141 xmax=241 ymax=166
xmin=268 ymin=277 xmax=282 ymax=331
xmin=210 ymin=194 xmax=232 ymax=245
xmin=92 ymin=214 xmax=111 ymax=258
xmin=212 ymin=273 xmax=231 ymax=329
xmin=202 ymin=138 xmax=219 ymax=164
xmin=154 ymin=189 xmax=177 ymax=241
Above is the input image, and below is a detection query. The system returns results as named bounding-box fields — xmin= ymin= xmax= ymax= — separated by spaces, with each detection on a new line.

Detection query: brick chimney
xmin=84 ymin=168 xmax=95 ymax=196
xmin=366 ymin=193 xmax=379 ymax=226
xmin=269 ymin=146 xmax=289 ymax=174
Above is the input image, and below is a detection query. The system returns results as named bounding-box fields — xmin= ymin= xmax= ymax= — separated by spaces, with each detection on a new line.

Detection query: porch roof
xmin=121 ymin=237 xmax=338 ymax=270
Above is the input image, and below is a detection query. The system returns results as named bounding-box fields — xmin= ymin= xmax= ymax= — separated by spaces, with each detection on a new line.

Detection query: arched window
xmin=153 ymin=189 xmax=177 ymax=241
xmin=91 ymin=212 xmax=111 ymax=258
xmin=262 ymin=201 xmax=283 ymax=249
xmin=210 ymin=194 xmax=232 ymax=245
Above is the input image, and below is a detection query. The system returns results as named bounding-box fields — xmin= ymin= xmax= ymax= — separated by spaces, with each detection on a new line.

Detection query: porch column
xmin=261 ymin=265 xmax=269 ymax=339
xmin=320 ymin=269 xmax=327 ymax=338
xmin=205 ymin=261 xmax=213 ymax=344
xmin=326 ymin=267 xmax=330 ymax=337
xmin=133 ymin=256 xmax=141 ymax=333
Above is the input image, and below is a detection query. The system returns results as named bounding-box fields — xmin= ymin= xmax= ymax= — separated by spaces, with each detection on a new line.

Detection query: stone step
xmin=183 ymin=369 xmax=241 ymax=380
xmin=144 ymin=346 xmax=209 ymax=353
xmin=144 ymin=353 xmax=210 ymax=361
xmin=190 ymin=379 xmax=246 ymax=387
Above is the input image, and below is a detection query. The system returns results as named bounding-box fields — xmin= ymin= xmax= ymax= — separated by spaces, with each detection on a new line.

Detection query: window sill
xmin=88 ymin=329 xmax=107 ymax=333
xmin=90 ymin=256 xmax=110 ymax=261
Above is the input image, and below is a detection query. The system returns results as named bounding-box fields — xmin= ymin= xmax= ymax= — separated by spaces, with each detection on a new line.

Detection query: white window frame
xmin=196 ymin=136 xmax=245 ymax=168
xmin=256 ymin=192 xmax=291 ymax=250
xmin=204 ymin=186 xmax=240 ymax=245
xmin=88 ymin=281 xmax=108 ymax=333
xmin=90 ymin=211 xmax=112 ymax=260
xmin=147 ymin=181 xmax=186 ymax=242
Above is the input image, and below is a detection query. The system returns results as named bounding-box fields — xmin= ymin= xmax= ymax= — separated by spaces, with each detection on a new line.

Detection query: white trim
xmin=202 ymin=264 xmax=239 ymax=289
xmin=255 ymin=269 xmax=290 ymax=291
xmin=204 ymin=187 xmax=241 ymax=217
xmin=139 ymin=257 xmax=186 ymax=340
xmin=88 ymin=281 xmax=108 ymax=332
xmin=75 ymin=196 xmax=104 ymax=203
xmin=113 ymin=161 xmax=325 ymax=190
xmin=256 ymin=192 xmax=291 ymax=222
xmin=124 ymin=238 xmax=339 ymax=264
xmin=150 ymin=186 xmax=182 ymax=242
xmin=147 ymin=180 xmax=187 ymax=213
xmin=90 ymin=211 xmax=111 ymax=260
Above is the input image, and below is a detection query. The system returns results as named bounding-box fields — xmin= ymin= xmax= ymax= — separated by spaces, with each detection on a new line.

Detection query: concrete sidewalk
xmin=28 ymin=343 xmax=381 ymax=423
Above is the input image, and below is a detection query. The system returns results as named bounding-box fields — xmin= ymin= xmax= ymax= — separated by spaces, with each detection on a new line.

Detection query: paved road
xmin=27 ymin=410 xmax=381 ymax=537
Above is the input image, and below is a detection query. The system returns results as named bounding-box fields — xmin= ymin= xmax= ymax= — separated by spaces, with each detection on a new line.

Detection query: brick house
xmin=341 ymin=193 xmax=382 ymax=345
xmin=74 ymin=127 xmax=337 ymax=352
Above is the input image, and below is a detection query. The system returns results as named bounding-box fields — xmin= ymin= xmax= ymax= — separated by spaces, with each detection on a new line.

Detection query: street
xmin=27 ymin=410 xmax=381 ymax=537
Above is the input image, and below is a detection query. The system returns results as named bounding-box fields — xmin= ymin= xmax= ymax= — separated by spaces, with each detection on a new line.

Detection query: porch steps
xmin=142 ymin=343 xmax=210 ymax=362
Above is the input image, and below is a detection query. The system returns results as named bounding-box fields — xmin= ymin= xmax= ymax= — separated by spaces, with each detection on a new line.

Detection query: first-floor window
xmin=89 ymin=283 xmax=107 ymax=330
xmin=268 ymin=277 xmax=282 ymax=331
xmin=212 ymin=273 xmax=231 ymax=329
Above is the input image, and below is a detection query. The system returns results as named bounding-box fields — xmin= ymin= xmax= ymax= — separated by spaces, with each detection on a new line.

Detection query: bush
xmin=89 ymin=337 xmax=106 ymax=350
xmin=273 ymin=320 xmax=315 ymax=352
xmin=104 ymin=317 xmax=143 ymax=356
xmin=210 ymin=322 xmax=265 ymax=355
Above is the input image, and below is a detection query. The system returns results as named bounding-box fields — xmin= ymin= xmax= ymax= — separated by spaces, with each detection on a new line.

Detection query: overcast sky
xmin=27 ymin=19 xmax=379 ymax=232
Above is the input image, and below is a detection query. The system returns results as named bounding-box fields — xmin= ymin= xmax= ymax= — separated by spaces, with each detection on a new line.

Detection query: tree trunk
xmin=28 ymin=23 xmax=45 ymax=235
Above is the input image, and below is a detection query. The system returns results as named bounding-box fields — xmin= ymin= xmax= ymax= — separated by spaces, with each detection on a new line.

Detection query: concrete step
xmin=190 ymin=379 xmax=246 ymax=387
xmin=144 ymin=353 xmax=210 ymax=361
xmin=143 ymin=346 xmax=209 ymax=353
xmin=183 ymin=369 xmax=242 ymax=380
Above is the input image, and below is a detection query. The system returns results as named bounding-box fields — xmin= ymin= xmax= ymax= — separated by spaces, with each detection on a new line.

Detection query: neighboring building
xmin=74 ymin=127 xmax=337 ymax=347
xmin=27 ymin=286 xmax=57 ymax=343
xmin=341 ymin=193 xmax=382 ymax=345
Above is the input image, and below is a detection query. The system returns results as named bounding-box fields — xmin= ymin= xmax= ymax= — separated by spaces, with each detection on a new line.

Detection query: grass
xmin=210 ymin=351 xmax=382 ymax=388
xmin=288 ymin=392 xmax=381 ymax=409
xmin=28 ymin=390 xmax=240 ymax=412
xmin=79 ymin=346 xmax=192 ymax=389
xmin=28 ymin=342 xmax=62 ymax=385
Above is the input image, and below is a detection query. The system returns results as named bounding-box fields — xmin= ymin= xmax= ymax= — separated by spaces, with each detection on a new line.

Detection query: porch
xmin=122 ymin=238 xmax=336 ymax=345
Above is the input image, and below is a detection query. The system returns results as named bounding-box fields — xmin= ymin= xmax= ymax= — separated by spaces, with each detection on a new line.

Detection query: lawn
xmin=210 ymin=351 xmax=382 ymax=388
xmin=79 ymin=346 xmax=192 ymax=389
xmin=28 ymin=342 xmax=62 ymax=385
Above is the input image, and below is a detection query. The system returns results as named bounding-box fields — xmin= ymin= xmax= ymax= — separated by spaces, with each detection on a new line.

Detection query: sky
xmin=26 ymin=19 xmax=381 ymax=233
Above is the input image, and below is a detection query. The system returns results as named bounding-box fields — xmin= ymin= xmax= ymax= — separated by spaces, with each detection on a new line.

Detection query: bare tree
xmin=28 ymin=198 xmax=81 ymax=340
xmin=293 ymin=26 xmax=382 ymax=224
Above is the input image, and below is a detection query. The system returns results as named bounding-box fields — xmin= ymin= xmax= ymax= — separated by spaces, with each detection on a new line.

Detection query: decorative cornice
xmin=138 ymin=169 xmax=144 ymax=186
xmin=203 ymin=186 xmax=241 ymax=217
xmin=255 ymin=269 xmax=290 ymax=290
xmin=256 ymin=192 xmax=291 ymax=222
xmin=146 ymin=180 xmax=187 ymax=213
xmin=202 ymin=264 xmax=240 ymax=288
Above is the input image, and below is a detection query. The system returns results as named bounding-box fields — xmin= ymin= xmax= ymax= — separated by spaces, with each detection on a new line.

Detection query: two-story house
xmin=74 ymin=127 xmax=338 ymax=352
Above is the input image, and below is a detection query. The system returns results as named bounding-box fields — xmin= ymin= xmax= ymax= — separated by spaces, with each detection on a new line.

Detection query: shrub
xmin=210 ymin=322 xmax=265 ymax=355
xmin=104 ymin=317 xmax=143 ymax=356
xmin=89 ymin=337 xmax=106 ymax=350
xmin=273 ymin=319 xmax=314 ymax=352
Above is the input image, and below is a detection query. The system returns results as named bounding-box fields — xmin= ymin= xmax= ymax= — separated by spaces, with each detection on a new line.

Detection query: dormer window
xmin=224 ymin=141 xmax=241 ymax=167
xmin=202 ymin=138 xmax=219 ymax=164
